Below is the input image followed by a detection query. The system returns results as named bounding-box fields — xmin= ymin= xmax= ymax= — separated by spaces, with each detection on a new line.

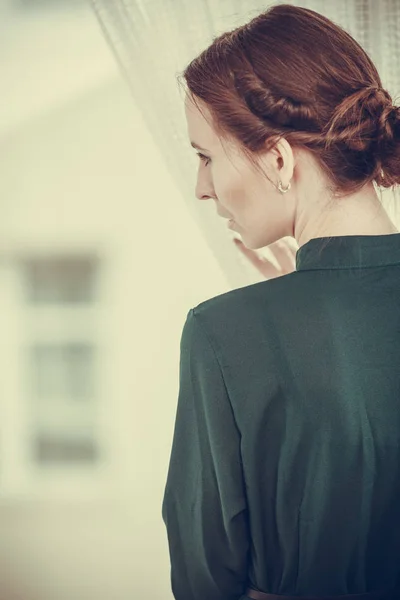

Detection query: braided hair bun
xmin=324 ymin=86 xmax=400 ymax=188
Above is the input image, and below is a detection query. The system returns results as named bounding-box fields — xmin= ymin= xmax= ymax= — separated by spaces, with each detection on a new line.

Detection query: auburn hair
xmin=178 ymin=3 xmax=400 ymax=197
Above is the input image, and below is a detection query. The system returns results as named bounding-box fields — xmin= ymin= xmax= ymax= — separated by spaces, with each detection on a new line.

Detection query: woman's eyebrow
xmin=190 ymin=141 xmax=208 ymax=152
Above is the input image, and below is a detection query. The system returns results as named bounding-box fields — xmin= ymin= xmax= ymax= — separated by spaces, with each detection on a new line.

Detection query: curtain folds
xmin=89 ymin=0 xmax=400 ymax=287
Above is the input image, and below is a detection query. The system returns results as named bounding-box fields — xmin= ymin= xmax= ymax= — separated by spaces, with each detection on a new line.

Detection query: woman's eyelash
xmin=196 ymin=152 xmax=211 ymax=165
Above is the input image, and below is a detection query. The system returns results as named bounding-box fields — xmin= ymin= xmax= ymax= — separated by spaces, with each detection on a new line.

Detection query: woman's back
xmin=163 ymin=232 xmax=400 ymax=598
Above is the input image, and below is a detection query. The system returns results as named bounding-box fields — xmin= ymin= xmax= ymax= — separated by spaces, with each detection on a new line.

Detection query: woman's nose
xmin=195 ymin=171 xmax=215 ymax=201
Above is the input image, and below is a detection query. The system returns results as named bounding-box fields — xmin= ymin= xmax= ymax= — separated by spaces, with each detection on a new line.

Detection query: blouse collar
xmin=295 ymin=233 xmax=400 ymax=272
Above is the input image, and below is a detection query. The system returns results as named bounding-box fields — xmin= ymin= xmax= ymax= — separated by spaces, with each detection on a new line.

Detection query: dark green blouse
xmin=162 ymin=233 xmax=400 ymax=599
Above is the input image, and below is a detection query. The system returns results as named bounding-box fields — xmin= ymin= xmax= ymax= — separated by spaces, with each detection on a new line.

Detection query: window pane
xmin=34 ymin=434 xmax=98 ymax=464
xmin=31 ymin=343 xmax=95 ymax=401
xmin=21 ymin=256 xmax=98 ymax=304
xmin=28 ymin=342 xmax=99 ymax=466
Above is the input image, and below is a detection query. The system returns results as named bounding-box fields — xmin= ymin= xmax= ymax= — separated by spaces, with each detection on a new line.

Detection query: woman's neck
xmin=294 ymin=184 xmax=399 ymax=248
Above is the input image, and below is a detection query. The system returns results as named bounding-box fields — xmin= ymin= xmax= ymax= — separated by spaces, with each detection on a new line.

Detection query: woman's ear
xmin=270 ymin=138 xmax=295 ymax=182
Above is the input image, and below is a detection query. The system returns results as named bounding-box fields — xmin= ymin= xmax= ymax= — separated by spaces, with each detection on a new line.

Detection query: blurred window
xmin=22 ymin=256 xmax=97 ymax=304
xmin=21 ymin=255 xmax=101 ymax=467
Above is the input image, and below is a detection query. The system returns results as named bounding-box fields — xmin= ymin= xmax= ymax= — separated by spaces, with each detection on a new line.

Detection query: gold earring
xmin=278 ymin=180 xmax=291 ymax=194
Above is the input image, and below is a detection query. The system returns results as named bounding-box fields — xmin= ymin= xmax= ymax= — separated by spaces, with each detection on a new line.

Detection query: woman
xmin=162 ymin=4 xmax=400 ymax=600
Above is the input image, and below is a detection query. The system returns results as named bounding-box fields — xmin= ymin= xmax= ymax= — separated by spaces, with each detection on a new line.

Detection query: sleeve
xmin=162 ymin=308 xmax=251 ymax=600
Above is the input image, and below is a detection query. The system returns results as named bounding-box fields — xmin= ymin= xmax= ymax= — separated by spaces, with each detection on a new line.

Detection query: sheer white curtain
xmin=88 ymin=0 xmax=400 ymax=287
